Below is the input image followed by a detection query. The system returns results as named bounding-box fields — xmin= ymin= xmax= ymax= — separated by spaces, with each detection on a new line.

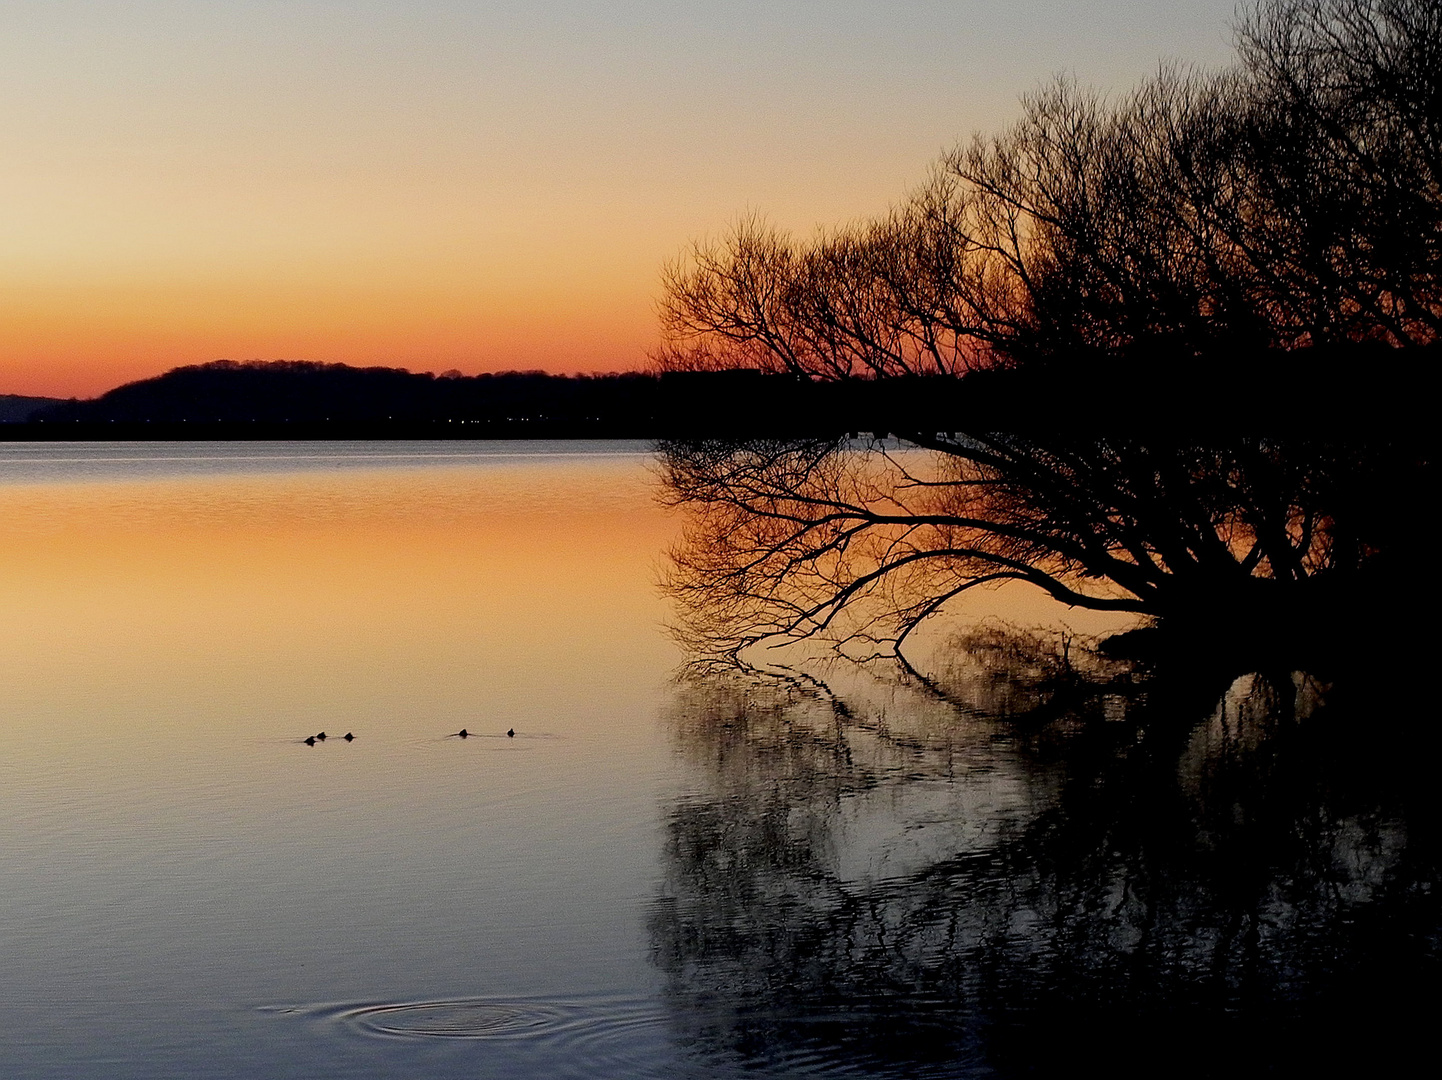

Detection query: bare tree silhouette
xmin=656 ymin=0 xmax=1437 ymax=668
xmin=659 ymin=0 xmax=1439 ymax=372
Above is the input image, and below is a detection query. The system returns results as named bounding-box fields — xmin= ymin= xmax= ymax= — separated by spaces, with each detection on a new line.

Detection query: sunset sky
xmin=1 ymin=1 xmax=1239 ymax=398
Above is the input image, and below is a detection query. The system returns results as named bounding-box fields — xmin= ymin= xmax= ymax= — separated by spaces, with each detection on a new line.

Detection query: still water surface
xmin=1 ymin=442 xmax=683 ymax=1079
xmin=0 ymin=442 xmax=1433 ymax=1078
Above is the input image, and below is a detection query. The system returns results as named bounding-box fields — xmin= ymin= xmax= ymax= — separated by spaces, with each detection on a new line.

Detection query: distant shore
xmin=3 ymin=348 xmax=1433 ymax=441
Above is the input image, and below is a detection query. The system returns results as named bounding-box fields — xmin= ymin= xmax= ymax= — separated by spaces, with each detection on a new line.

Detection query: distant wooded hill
xmin=2 ymin=345 xmax=1431 ymax=439
xmin=8 ymin=360 xmax=898 ymax=438
xmin=0 ymin=394 xmax=66 ymax=423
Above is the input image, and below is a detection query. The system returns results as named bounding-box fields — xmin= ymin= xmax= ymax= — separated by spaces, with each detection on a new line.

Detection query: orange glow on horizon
xmin=0 ymin=301 xmax=658 ymax=399
xmin=0 ymin=259 xmax=662 ymax=398
xmin=0 ymin=2 xmax=1241 ymax=400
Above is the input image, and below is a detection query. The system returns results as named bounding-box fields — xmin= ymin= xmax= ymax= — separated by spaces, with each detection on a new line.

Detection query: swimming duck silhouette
xmin=315 ymin=732 xmax=327 ymax=741
xmin=507 ymin=729 xmax=515 ymax=738
xmin=451 ymin=728 xmax=470 ymax=738
xmin=343 ymin=732 xmax=355 ymax=741
xmin=304 ymin=736 xmax=316 ymax=746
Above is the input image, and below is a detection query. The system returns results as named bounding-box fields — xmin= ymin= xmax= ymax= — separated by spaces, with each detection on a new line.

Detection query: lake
xmin=0 ymin=442 xmax=1434 ymax=1078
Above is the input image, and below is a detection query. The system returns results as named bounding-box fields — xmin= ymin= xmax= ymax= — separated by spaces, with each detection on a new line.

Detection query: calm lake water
xmin=0 ymin=442 xmax=1434 ymax=1078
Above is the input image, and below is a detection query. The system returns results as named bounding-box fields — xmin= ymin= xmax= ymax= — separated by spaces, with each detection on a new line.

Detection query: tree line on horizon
xmin=7 ymin=331 xmax=1432 ymax=436
xmin=5 ymin=357 xmax=986 ymax=436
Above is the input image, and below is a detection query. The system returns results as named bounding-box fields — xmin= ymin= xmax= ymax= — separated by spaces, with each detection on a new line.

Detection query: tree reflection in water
xmin=650 ymin=635 xmax=1439 ymax=1077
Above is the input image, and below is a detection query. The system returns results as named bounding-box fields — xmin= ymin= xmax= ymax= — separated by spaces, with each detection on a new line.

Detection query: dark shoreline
xmin=7 ymin=343 xmax=1435 ymax=443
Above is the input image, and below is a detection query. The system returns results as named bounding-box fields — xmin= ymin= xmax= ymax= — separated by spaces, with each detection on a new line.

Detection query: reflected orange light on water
xmin=0 ymin=449 xmax=689 ymax=1047
xmin=0 ymin=458 xmax=681 ymax=760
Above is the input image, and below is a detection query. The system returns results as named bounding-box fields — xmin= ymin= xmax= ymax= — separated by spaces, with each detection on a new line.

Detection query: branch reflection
xmin=651 ymin=634 xmax=1439 ymax=1077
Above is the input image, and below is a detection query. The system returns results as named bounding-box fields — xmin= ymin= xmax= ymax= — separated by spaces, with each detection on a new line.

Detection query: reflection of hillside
xmin=651 ymin=640 xmax=1440 ymax=1077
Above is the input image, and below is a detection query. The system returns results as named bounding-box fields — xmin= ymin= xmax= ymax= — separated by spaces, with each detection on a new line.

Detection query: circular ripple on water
xmin=339 ymin=998 xmax=570 ymax=1041
xmin=276 ymin=996 xmax=971 ymax=1077
xmin=285 ymin=994 xmax=676 ymax=1077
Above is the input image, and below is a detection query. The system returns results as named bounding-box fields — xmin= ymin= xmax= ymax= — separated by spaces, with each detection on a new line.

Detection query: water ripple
xmin=342 ymin=998 xmax=569 ymax=1041
xmin=266 ymin=996 xmax=979 ymax=1077
xmin=268 ymin=994 xmax=684 ymax=1076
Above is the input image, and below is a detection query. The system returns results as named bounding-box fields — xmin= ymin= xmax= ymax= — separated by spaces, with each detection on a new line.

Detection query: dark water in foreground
xmin=0 ymin=442 xmax=1434 ymax=1077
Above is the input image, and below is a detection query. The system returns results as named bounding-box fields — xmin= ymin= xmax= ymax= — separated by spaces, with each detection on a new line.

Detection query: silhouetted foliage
xmin=656 ymin=0 xmax=1438 ymax=666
